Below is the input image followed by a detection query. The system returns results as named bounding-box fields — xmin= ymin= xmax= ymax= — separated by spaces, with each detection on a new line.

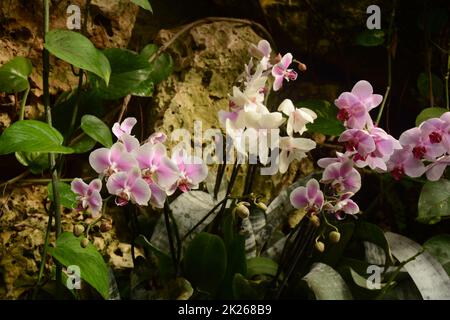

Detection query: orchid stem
xmin=19 ymin=86 xmax=30 ymax=121
xmin=43 ymin=0 xmax=63 ymax=297
xmin=164 ymin=201 xmax=178 ymax=276
xmin=445 ymin=49 xmax=449 ymax=111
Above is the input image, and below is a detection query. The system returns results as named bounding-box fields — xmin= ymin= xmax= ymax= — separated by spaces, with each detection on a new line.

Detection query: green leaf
xmin=0 ymin=120 xmax=73 ymax=155
xmin=15 ymin=151 xmax=49 ymax=174
xmin=246 ymin=257 xmax=278 ymax=278
xmin=45 ymin=29 xmax=111 ymax=85
xmin=417 ymin=73 xmax=444 ymax=102
xmin=140 ymin=44 xmax=173 ymax=84
xmin=423 ymin=234 xmax=450 ymax=276
xmin=302 ymin=262 xmax=353 ymax=300
xmin=232 ymin=273 xmax=265 ymax=299
xmin=0 ymin=57 xmax=32 ymax=93
xmin=130 ymin=0 xmax=152 ymax=12
xmin=80 ymin=115 xmax=113 ymax=148
xmin=48 ymin=232 xmax=110 ymax=299
xmin=135 ymin=235 xmax=174 ymax=281
xmin=418 ymin=179 xmax=450 ymax=224
xmin=356 ymin=29 xmax=385 ymax=47
xmin=385 ymin=232 xmax=450 ymax=299
xmin=298 ymin=100 xmax=345 ymax=136
xmin=71 ymin=135 xmax=97 ymax=154
xmin=90 ymin=48 xmax=153 ymax=100
xmin=415 ymin=107 xmax=447 ymax=126
xmin=354 ymin=221 xmax=394 ymax=265
xmin=183 ymin=232 xmax=227 ymax=294
xmin=47 ymin=182 xmax=77 ymax=209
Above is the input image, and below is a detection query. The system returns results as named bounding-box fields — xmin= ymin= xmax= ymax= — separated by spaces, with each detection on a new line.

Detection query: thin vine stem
xmin=19 ymin=86 xmax=30 ymax=121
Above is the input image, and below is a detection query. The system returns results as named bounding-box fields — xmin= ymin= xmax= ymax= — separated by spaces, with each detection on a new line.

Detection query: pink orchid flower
xmin=106 ymin=168 xmax=151 ymax=206
xmin=334 ymin=80 xmax=382 ymax=129
xmin=322 ymin=159 xmax=361 ymax=194
xmin=424 ymin=155 xmax=450 ymax=181
xmin=290 ymin=179 xmax=324 ymax=214
xmin=112 ymin=117 xmax=137 ymax=139
xmin=135 ymin=142 xmax=179 ymax=190
xmin=148 ymin=132 xmax=167 ymax=144
xmin=249 ymin=39 xmax=272 ymax=70
xmin=399 ymin=127 xmax=445 ymax=160
xmin=420 ymin=116 xmax=450 ymax=152
xmin=71 ymin=178 xmax=103 ymax=217
xmin=339 ymin=129 xmax=376 ymax=157
xmin=317 ymin=152 xmax=348 ymax=168
xmin=330 ymin=193 xmax=360 ymax=220
xmin=169 ymin=149 xmax=208 ymax=194
xmin=271 ymin=53 xmax=297 ymax=91
xmin=89 ymin=142 xmax=138 ymax=177
xmin=386 ymin=146 xmax=426 ymax=180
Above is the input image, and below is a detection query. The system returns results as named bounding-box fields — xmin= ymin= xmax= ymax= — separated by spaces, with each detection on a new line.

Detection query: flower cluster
xmin=71 ymin=118 xmax=208 ymax=216
xmin=218 ymin=39 xmax=317 ymax=173
xmin=388 ymin=113 xmax=450 ymax=181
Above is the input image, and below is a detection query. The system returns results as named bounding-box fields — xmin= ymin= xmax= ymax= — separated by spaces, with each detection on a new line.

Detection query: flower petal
xmin=290 ymin=186 xmax=308 ymax=209
xmin=71 ymin=178 xmax=88 ymax=196
xmin=106 ymin=172 xmax=128 ymax=195
xmin=130 ymin=178 xmax=151 ymax=206
xmin=89 ymin=148 xmax=111 ymax=174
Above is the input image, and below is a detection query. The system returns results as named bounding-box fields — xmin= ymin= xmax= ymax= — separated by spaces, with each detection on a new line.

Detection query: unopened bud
xmin=329 ymin=231 xmax=341 ymax=243
xmin=315 ymin=241 xmax=325 ymax=253
xmin=235 ymin=202 xmax=250 ymax=219
xmin=310 ymin=215 xmax=320 ymax=228
xmin=73 ymin=224 xmax=85 ymax=237
xmin=80 ymin=238 xmax=89 ymax=248
xmin=255 ymin=201 xmax=268 ymax=212
xmin=297 ymin=62 xmax=307 ymax=71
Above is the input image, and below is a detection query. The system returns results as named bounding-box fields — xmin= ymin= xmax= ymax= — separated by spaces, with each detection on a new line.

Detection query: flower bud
xmin=329 ymin=231 xmax=341 ymax=243
xmin=315 ymin=241 xmax=325 ymax=253
xmin=255 ymin=201 xmax=268 ymax=212
xmin=235 ymin=202 xmax=250 ymax=219
xmin=310 ymin=215 xmax=320 ymax=228
xmin=73 ymin=224 xmax=85 ymax=237
xmin=80 ymin=238 xmax=89 ymax=248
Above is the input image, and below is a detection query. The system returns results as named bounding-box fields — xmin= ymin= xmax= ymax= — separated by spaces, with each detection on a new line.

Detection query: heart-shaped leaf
xmin=80 ymin=115 xmax=113 ymax=148
xmin=418 ymin=179 xmax=450 ymax=224
xmin=423 ymin=234 xmax=450 ymax=276
xmin=140 ymin=44 xmax=173 ymax=84
xmin=45 ymin=29 xmax=111 ymax=85
xmin=130 ymin=0 xmax=153 ymax=12
xmin=0 ymin=120 xmax=73 ymax=154
xmin=183 ymin=232 xmax=227 ymax=294
xmin=415 ymin=107 xmax=447 ymax=126
xmin=300 ymin=100 xmax=345 ymax=136
xmin=47 ymin=182 xmax=78 ymax=209
xmin=246 ymin=257 xmax=278 ymax=278
xmin=0 ymin=56 xmax=32 ymax=93
xmin=48 ymin=232 xmax=110 ymax=299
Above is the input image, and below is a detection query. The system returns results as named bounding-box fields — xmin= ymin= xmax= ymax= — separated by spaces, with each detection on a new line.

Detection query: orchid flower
xmin=339 ymin=129 xmax=376 ymax=157
xmin=425 ymin=155 xmax=450 ymax=181
xmin=278 ymin=99 xmax=317 ymax=136
xmin=278 ymin=136 xmax=316 ymax=173
xmin=169 ymin=149 xmax=208 ymax=194
xmin=322 ymin=159 xmax=361 ymax=194
xmin=290 ymin=179 xmax=324 ymax=214
xmin=106 ymin=168 xmax=151 ymax=206
xmin=135 ymin=142 xmax=179 ymax=189
xmin=148 ymin=132 xmax=167 ymax=144
xmin=249 ymin=39 xmax=272 ymax=70
xmin=112 ymin=117 xmax=137 ymax=139
xmin=334 ymin=80 xmax=382 ymax=129
xmin=420 ymin=116 xmax=450 ymax=152
xmin=89 ymin=142 xmax=138 ymax=177
xmin=386 ymin=146 xmax=426 ymax=180
xmin=272 ymin=53 xmax=297 ymax=91
xmin=399 ymin=127 xmax=445 ymax=160
xmin=71 ymin=178 xmax=103 ymax=217
xmin=329 ymin=193 xmax=360 ymax=219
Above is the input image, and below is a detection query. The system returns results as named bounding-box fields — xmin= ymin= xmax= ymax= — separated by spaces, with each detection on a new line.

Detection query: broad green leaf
xmin=417 ymin=72 xmax=444 ymax=102
xmin=130 ymin=0 xmax=152 ymax=12
xmin=418 ymin=179 xmax=450 ymax=224
xmin=232 ymin=273 xmax=265 ymax=299
xmin=349 ymin=268 xmax=385 ymax=291
xmin=70 ymin=135 xmax=97 ymax=154
xmin=354 ymin=221 xmax=394 ymax=265
xmin=423 ymin=234 xmax=450 ymax=276
xmin=90 ymin=48 xmax=153 ymax=99
xmin=415 ymin=107 xmax=447 ymax=126
xmin=45 ymin=29 xmax=111 ymax=84
xmin=48 ymin=232 xmax=110 ymax=299
xmin=47 ymin=182 xmax=77 ymax=209
xmin=135 ymin=235 xmax=174 ymax=281
xmin=140 ymin=44 xmax=173 ymax=84
xmin=246 ymin=257 xmax=278 ymax=278
xmin=80 ymin=115 xmax=112 ymax=148
xmin=0 ymin=56 xmax=32 ymax=93
xmin=385 ymin=232 xmax=450 ymax=299
xmin=302 ymin=262 xmax=353 ymax=300
xmin=298 ymin=100 xmax=345 ymax=136
xmin=15 ymin=151 xmax=49 ymax=174
xmin=356 ymin=29 xmax=385 ymax=47
xmin=0 ymin=120 xmax=73 ymax=155
xmin=183 ymin=232 xmax=227 ymax=294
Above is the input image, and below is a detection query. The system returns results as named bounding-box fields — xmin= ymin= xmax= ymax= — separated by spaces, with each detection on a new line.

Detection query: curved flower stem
xmin=168 ymin=209 xmax=182 ymax=276
xmin=43 ymin=0 xmax=63 ymax=296
xmin=19 ymin=86 xmax=30 ymax=121
xmin=445 ymin=49 xmax=449 ymax=111
xmin=164 ymin=201 xmax=178 ymax=276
